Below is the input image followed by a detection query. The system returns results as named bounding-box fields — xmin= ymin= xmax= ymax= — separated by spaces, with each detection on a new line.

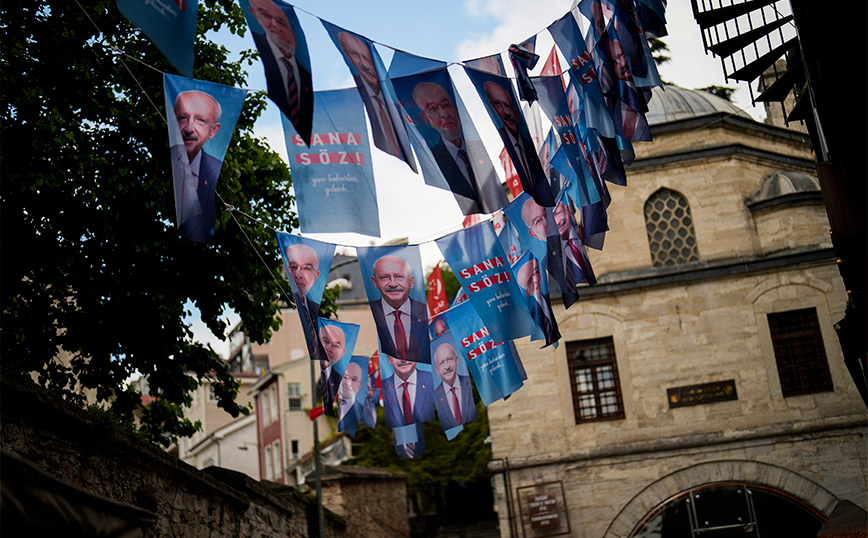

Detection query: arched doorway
xmin=630 ymin=482 xmax=825 ymax=537
xmin=604 ymin=460 xmax=838 ymax=538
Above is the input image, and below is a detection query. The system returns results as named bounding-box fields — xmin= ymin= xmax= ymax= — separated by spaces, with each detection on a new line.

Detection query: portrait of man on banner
xmin=463 ymin=67 xmax=554 ymax=208
xmin=316 ymin=319 xmax=360 ymax=417
xmin=391 ymin=68 xmax=508 ymax=216
xmin=321 ymin=21 xmax=417 ymax=173
xmin=358 ymin=246 xmax=430 ymax=365
xmin=240 ymin=0 xmax=314 ymax=146
xmin=164 ymin=74 xmax=246 ymax=243
xmin=554 ymin=190 xmax=597 ymax=286
xmin=440 ymin=300 xmax=525 ymax=406
xmin=379 ymin=349 xmax=436 ymax=429
xmin=513 ymin=250 xmax=561 ymax=347
xmin=502 ymin=191 xmax=577 ymax=308
xmin=430 ymin=332 xmax=477 ymax=432
xmin=335 ymin=355 xmax=368 ymax=438
xmin=393 ymin=423 xmax=426 ymax=459
xmin=276 ymin=233 xmax=336 ymax=363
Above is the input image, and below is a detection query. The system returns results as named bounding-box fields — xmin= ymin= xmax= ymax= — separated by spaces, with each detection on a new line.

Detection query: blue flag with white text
xmin=440 ymin=300 xmax=524 ymax=405
xmin=435 ymin=222 xmax=533 ymax=342
xmin=283 ymin=89 xmax=380 ymax=237
xmin=118 ymin=0 xmax=197 ymax=77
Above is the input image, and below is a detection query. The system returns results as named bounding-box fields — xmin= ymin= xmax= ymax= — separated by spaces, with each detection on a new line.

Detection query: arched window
xmin=644 ymin=188 xmax=699 ymax=267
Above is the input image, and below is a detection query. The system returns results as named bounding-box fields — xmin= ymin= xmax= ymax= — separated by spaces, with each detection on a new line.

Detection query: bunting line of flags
xmin=119 ymin=0 xmax=668 ymax=457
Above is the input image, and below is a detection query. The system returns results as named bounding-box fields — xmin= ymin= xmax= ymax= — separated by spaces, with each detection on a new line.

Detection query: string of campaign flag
xmin=118 ymin=0 xmax=669 ymax=457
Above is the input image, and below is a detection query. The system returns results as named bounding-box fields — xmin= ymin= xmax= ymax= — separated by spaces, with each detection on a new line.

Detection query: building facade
xmin=487 ymin=86 xmax=867 ymax=538
xmin=176 ymin=373 xmax=259 ymax=478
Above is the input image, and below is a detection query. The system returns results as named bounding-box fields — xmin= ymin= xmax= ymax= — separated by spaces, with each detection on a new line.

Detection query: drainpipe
xmin=490 ymin=457 xmax=516 ymax=538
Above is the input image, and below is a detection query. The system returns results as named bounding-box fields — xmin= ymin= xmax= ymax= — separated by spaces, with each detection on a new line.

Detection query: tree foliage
xmin=696 ymin=85 xmax=737 ymax=103
xmin=345 ymin=399 xmax=492 ymax=489
xmin=1 ymin=0 xmax=299 ymax=444
xmin=648 ymin=37 xmax=671 ymax=67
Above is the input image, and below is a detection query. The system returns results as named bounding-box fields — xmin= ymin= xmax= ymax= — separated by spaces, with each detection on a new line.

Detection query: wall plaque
xmin=667 ymin=380 xmax=737 ymax=408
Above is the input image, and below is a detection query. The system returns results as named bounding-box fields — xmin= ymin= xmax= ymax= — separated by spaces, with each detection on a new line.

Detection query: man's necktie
xmin=375 ymin=96 xmax=401 ymax=156
xmin=402 ymin=381 xmax=413 ymax=425
xmin=393 ymin=310 xmax=408 ymax=361
xmin=451 ymin=387 xmax=462 ymax=426
xmin=569 ymin=239 xmax=590 ymax=280
xmin=404 ymin=442 xmax=415 ymax=458
xmin=281 ymin=57 xmax=300 ymax=124
xmin=456 ymin=148 xmax=480 ymax=204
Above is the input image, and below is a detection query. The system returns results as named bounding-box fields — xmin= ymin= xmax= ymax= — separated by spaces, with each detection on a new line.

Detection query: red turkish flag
xmin=500 ymin=147 xmax=523 ymax=198
xmin=426 ymin=264 xmax=449 ymax=316
xmin=541 ymin=45 xmax=564 ymax=77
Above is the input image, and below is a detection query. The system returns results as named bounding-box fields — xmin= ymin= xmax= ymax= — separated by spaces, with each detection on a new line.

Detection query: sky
xmin=190 ymin=0 xmax=765 ymax=356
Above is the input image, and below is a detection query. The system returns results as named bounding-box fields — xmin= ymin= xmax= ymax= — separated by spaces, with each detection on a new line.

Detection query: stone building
xmin=487 ymin=86 xmax=867 ymax=537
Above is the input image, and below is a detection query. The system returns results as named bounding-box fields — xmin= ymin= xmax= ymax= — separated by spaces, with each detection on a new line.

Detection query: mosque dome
xmin=748 ymin=170 xmax=821 ymax=207
xmin=646 ymin=84 xmax=754 ymax=125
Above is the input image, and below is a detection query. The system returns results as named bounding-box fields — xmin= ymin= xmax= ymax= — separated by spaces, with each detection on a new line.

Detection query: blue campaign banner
xmin=513 ymin=250 xmax=561 ymax=347
xmin=357 ymin=245 xmax=430 ymax=365
xmin=440 ymin=300 xmax=524 ymax=405
xmin=555 ymin=189 xmax=598 ymax=287
xmin=276 ymin=233 xmax=336 ymax=362
xmin=335 ymin=355 xmax=368 ymax=438
xmin=321 ymin=21 xmax=417 ymax=172
xmin=502 ymin=193 xmax=549 ymax=262
xmin=435 ymin=221 xmax=533 ymax=342
xmin=239 ymin=0 xmax=314 ymax=146
xmin=463 ymin=67 xmax=555 ymax=208
xmin=378 ymin=350 xmax=436 ymax=429
xmin=393 ymin=423 xmax=426 ymax=458
xmin=317 ymin=318 xmax=361 ymax=417
xmin=388 ymin=51 xmax=447 ymax=78
xmin=429 ymin=328 xmax=478 ymax=434
xmin=317 ymin=319 xmax=360 ymax=373
xmin=540 ymin=128 xmax=566 ymax=199
xmin=533 ymin=75 xmax=601 ymax=208
xmin=508 ymin=37 xmax=539 ymax=102
xmin=282 ymin=89 xmax=380 ymax=237
xmin=549 ymin=13 xmax=615 ymax=138
xmin=492 ymin=211 xmax=522 ymax=267
xmin=117 ymin=0 xmax=197 ymax=77
xmin=464 ymin=53 xmax=507 ymax=77
xmin=390 ymin=67 xmax=507 ymax=216
xmin=164 ymin=74 xmax=247 ymax=243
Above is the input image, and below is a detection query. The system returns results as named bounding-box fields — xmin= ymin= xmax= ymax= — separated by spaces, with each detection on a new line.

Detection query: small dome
xmin=749 ymin=170 xmax=821 ymax=205
xmin=646 ymin=85 xmax=754 ymax=125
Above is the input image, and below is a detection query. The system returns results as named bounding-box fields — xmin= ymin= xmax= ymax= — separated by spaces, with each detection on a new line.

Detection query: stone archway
xmin=604 ymin=460 xmax=839 ymax=538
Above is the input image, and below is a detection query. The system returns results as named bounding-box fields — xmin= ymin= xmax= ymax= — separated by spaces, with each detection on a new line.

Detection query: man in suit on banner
xmin=433 ymin=343 xmax=476 ymax=429
xmin=484 ymin=80 xmax=554 ymax=207
xmin=517 ymin=258 xmax=560 ymax=346
xmin=286 ymin=243 xmax=326 ymax=362
xmin=412 ymin=81 xmax=507 ymax=215
xmin=337 ymin=31 xmax=414 ymax=169
xmin=369 ymin=255 xmax=429 ymax=364
xmin=247 ymin=0 xmax=313 ymax=143
xmin=337 ymin=361 xmax=364 ymax=435
xmin=381 ymin=355 xmax=435 ymax=428
xmin=173 ymin=90 xmax=223 ymax=242
xmin=318 ymin=323 xmax=345 ymax=415
xmin=554 ymin=197 xmax=597 ymax=286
